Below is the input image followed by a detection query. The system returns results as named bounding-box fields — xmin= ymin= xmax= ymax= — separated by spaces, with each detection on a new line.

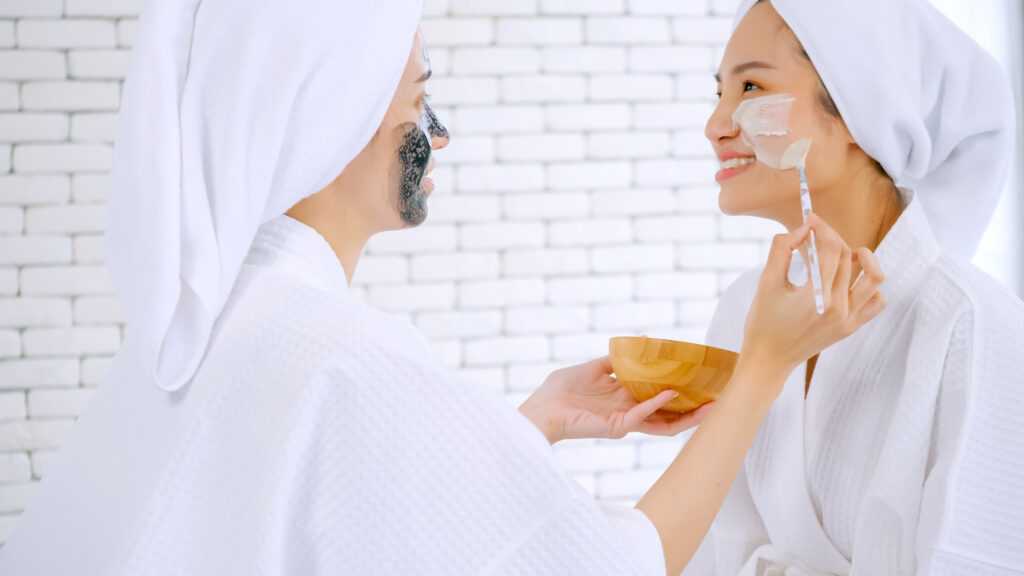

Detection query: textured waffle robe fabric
xmin=0 ymin=216 xmax=666 ymax=575
xmin=682 ymin=191 xmax=1024 ymax=575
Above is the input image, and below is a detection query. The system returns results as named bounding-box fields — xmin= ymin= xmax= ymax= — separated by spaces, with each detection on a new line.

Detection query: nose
xmin=431 ymin=130 xmax=450 ymax=151
xmin=424 ymin=103 xmax=450 ymax=151
xmin=705 ymin=97 xmax=741 ymax=147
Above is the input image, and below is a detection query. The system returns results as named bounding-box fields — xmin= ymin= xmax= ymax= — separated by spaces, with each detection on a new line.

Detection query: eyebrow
xmin=416 ymin=69 xmax=433 ymax=83
xmin=713 ymin=61 xmax=775 ymax=83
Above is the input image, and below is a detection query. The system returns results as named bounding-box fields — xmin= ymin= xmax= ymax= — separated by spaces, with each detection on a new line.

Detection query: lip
xmin=714 ymin=150 xmax=756 ymax=182
xmin=422 ymin=175 xmax=435 ymax=194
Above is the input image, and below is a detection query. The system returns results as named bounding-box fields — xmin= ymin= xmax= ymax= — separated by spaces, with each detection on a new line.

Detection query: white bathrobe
xmin=684 ymin=191 xmax=1024 ymax=575
xmin=0 ymin=216 xmax=665 ymax=575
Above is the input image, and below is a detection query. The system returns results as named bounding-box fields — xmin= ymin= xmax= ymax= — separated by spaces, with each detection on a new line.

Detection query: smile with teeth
xmin=720 ymin=157 xmax=755 ymax=169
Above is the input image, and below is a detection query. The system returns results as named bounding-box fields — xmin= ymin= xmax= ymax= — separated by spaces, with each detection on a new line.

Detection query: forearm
xmin=636 ymin=359 xmax=789 ymax=575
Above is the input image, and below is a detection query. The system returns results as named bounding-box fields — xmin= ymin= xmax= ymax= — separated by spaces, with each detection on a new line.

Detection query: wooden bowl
xmin=609 ymin=336 xmax=739 ymax=412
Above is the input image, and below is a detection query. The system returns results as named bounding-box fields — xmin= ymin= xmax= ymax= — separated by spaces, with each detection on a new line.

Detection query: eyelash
xmin=714 ymin=81 xmax=761 ymax=101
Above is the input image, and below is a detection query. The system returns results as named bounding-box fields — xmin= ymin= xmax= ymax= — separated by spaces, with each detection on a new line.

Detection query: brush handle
xmin=799 ymin=166 xmax=825 ymax=315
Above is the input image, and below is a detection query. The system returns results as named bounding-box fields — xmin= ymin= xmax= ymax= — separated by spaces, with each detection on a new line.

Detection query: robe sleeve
xmin=916 ymin=291 xmax=1024 ymax=575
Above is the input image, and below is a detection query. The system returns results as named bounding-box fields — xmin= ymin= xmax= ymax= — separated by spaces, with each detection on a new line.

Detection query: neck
xmin=285 ymin=197 xmax=372 ymax=286
xmin=783 ymin=163 xmax=902 ymax=253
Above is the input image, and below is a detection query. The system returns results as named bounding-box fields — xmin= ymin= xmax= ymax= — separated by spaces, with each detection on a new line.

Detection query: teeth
xmin=720 ymin=157 xmax=755 ymax=169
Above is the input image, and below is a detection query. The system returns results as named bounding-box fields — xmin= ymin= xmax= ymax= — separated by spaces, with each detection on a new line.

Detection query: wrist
xmin=726 ymin=353 xmax=794 ymax=407
xmin=518 ymin=396 xmax=561 ymax=444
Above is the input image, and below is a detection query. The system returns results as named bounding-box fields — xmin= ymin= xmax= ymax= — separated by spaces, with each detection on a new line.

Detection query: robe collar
xmin=868 ymin=188 xmax=943 ymax=308
xmin=246 ymin=214 xmax=350 ymax=296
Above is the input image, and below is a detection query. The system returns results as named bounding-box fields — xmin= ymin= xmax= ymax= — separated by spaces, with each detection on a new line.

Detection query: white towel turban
xmin=734 ymin=0 xmax=1016 ymax=260
xmin=106 ymin=0 xmax=423 ymax=391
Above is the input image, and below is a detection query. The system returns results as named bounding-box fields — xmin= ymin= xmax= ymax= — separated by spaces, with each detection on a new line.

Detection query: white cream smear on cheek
xmin=731 ymin=93 xmax=811 ymax=170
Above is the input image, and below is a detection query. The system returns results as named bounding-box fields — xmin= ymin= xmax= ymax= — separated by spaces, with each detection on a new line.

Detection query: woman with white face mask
xmin=689 ymin=0 xmax=1024 ymax=574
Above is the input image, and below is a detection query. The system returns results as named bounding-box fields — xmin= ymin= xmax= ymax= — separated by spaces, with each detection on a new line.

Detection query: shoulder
xmin=705 ymin=269 xmax=760 ymax=353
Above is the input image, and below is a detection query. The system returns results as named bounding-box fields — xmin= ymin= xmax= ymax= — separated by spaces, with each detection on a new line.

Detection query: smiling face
xmin=339 ymin=28 xmax=450 ymax=232
xmin=705 ymin=1 xmax=856 ymax=226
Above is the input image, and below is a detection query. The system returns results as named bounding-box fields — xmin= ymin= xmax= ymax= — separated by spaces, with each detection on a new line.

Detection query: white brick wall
xmin=0 ymin=0 xmax=775 ymax=545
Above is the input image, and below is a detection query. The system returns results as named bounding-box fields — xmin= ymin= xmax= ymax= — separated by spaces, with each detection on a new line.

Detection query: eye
xmin=743 ymin=81 xmax=760 ymax=92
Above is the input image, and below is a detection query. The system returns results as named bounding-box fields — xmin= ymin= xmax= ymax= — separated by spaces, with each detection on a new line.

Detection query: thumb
xmin=764 ymin=225 xmax=809 ymax=287
xmin=622 ymin=389 xmax=679 ymax=430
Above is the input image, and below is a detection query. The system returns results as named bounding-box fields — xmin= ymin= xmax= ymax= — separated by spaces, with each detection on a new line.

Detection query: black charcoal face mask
xmin=394 ymin=102 xmax=448 ymax=227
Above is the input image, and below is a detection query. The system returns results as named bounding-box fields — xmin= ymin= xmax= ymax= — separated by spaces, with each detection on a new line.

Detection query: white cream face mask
xmin=732 ymin=94 xmax=811 ymax=170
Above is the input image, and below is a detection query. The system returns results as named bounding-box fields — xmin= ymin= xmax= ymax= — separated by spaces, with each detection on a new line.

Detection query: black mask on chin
xmin=395 ymin=102 xmax=448 ymax=227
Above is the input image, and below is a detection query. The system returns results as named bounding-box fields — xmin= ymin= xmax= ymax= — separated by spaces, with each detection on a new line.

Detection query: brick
xmin=635 ymin=102 xmax=714 ymax=129
xmin=629 ymin=45 xmax=714 ymax=72
xmin=425 ymin=195 xmax=500 ymax=223
xmin=0 ymin=113 xmax=69 ymax=141
xmin=591 ymin=244 xmax=674 ymax=272
xmin=0 ymin=175 xmax=69 ymax=205
xmin=0 ymin=391 xmax=24 ymax=420
xmin=71 ymin=173 xmax=109 ymax=201
xmin=456 ymin=367 xmax=504 ymax=392
xmin=0 ymin=453 xmax=31 ymax=483
xmin=506 ymin=362 xmax=562 ymax=391
xmin=0 ymin=358 xmax=77 ymax=388
xmin=676 ymin=72 xmax=718 ymax=101
xmin=0 ymin=330 xmax=18 ymax=358
xmin=410 ymin=252 xmax=499 ymax=281
xmin=0 ymin=236 xmax=71 ymax=265
xmin=116 ymin=19 xmax=136 ymax=47
xmin=0 ymin=51 xmax=65 ymax=80
xmin=673 ymin=128 xmax=715 ymax=157
xmin=423 ymin=76 xmax=500 ymax=106
xmin=0 ymin=0 xmax=62 ymax=17
xmin=17 ymin=19 xmax=116 ymax=48
xmin=547 ymin=161 xmax=631 ymax=190
xmin=69 ymin=112 xmax=117 ymax=141
xmin=0 ymin=420 xmax=73 ymax=451
xmin=457 ymin=163 xmax=545 ymax=193
xmin=635 ymin=158 xmax=717 ymax=186
xmin=589 ymin=74 xmax=673 ymax=101
xmin=429 ymin=339 xmax=461 ymax=368
xmin=29 ymin=450 xmax=56 ymax=478
xmin=594 ymin=300 xmax=675 ymax=329
xmin=22 ymin=326 xmax=120 ymax=357
xmin=435 ymin=134 xmax=494 ymax=163
xmin=460 ymin=221 xmax=545 ymax=250
xmin=0 ymin=482 xmax=37 ymax=513
xmin=349 ymin=256 xmax=408 ymax=285
xmin=452 ymin=47 xmax=540 ymax=75
xmin=65 ymin=0 xmax=141 ymax=16
xmin=365 ymin=225 xmax=456 ymax=254
xmin=22 ymin=81 xmax=120 ymax=111
xmin=68 ymin=49 xmax=131 ymax=79
xmin=548 ymin=275 xmax=631 ymax=304
xmin=0 ymin=207 xmax=22 ymax=233
xmin=545 ymin=104 xmax=631 ymax=131
xmin=501 ymin=75 xmax=585 ymax=103
xmin=0 ymin=297 xmax=71 ymax=327
xmin=452 ymin=105 xmax=544 ymax=134
xmin=497 ymin=134 xmax=585 ymax=162
xmin=25 ymin=204 xmax=106 ymax=233
xmin=506 ymin=306 xmax=590 ymax=334
xmin=587 ymin=131 xmax=671 ymax=158
xmin=0 ymin=268 xmax=15 ymax=295
xmin=80 ymin=355 xmax=112 ymax=386
xmin=465 ymin=336 xmax=549 ymax=366
xmin=541 ymin=46 xmax=626 ymax=73
xmin=549 ymin=218 xmax=632 ymax=246
xmin=635 ymin=271 xmax=717 ymax=299
xmin=712 ymin=0 xmax=742 ymax=15
xmin=634 ymin=214 xmax=717 ymax=242
xmin=28 ymin=387 xmax=96 ymax=417
xmin=541 ymin=0 xmax=624 ymax=14
xmin=20 ymin=265 xmax=112 ymax=295
xmin=555 ymin=442 xmax=635 ymax=472
xmin=502 ymin=192 xmax=588 ymax=220
xmin=423 ymin=0 xmax=449 ymax=16
xmin=366 ymin=283 xmax=456 ymax=313
xmin=73 ymin=296 xmax=123 ymax=324
xmin=72 ymin=234 xmax=104 ymax=263
xmin=0 ymin=143 xmax=9 ymax=171
xmin=497 ymin=18 xmax=583 ymax=45
xmin=586 ymin=17 xmax=670 ymax=44
xmin=14 ymin=144 xmax=113 ymax=172
xmin=678 ymin=297 xmax=718 ymax=324
xmin=720 ymin=214 xmax=784 ymax=240
xmin=503 ymin=248 xmax=588 ymax=277
xmin=598 ymin=468 xmax=661 ymax=499
xmin=678 ymin=242 xmax=761 ymax=269
xmin=672 ymin=16 xmax=733 ymax=43
xmin=0 ymin=82 xmax=18 ymax=110
xmin=451 ymin=0 xmax=537 ymax=15
xmin=0 ymin=21 xmax=11 ymax=47
xmin=637 ymin=437 xmax=687 ymax=467
xmin=459 ymin=278 xmax=545 ymax=308
xmin=551 ymin=331 xmax=620 ymax=360
xmin=416 ymin=310 xmax=502 ymax=338
xmin=629 ymin=0 xmax=709 ymax=15
xmin=591 ymin=188 xmax=675 ymax=216
xmin=420 ymin=18 xmax=494 ymax=46
xmin=676 ymin=187 xmax=721 ymax=213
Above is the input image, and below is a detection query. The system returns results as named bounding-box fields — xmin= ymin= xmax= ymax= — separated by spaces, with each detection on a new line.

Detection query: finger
xmin=805 ymin=213 xmax=845 ymax=305
xmin=850 ymin=247 xmax=885 ymax=311
xmin=588 ymin=355 xmax=614 ymax=375
xmin=850 ymin=291 xmax=887 ymax=329
xmin=638 ymin=402 xmax=714 ymax=436
xmin=764 ymin=227 xmax=809 ymax=289
xmin=623 ymin=389 xmax=679 ymax=430
xmin=831 ymin=242 xmax=853 ymax=315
